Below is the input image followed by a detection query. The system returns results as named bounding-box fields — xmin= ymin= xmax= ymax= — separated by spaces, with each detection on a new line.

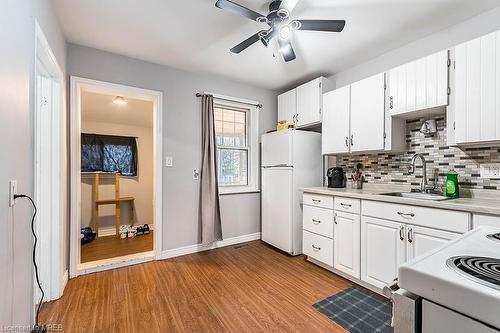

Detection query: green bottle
xmin=446 ymin=170 xmax=459 ymax=198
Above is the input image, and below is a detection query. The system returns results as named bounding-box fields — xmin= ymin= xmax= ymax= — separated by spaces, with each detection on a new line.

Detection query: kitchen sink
xmin=380 ymin=192 xmax=451 ymax=201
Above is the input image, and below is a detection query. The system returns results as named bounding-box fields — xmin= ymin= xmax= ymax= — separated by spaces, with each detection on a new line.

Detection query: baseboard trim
xmin=160 ymin=232 xmax=261 ymax=260
xmin=60 ymin=269 xmax=68 ymax=296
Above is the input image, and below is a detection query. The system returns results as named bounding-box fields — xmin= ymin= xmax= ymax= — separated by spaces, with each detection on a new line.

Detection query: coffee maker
xmin=327 ymin=167 xmax=346 ymax=188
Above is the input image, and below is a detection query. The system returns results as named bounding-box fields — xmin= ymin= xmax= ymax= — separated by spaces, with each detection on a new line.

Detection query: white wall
xmin=331 ymin=6 xmax=500 ymax=87
xmin=67 ymin=44 xmax=278 ymax=251
xmin=0 ymin=0 xmax=66 ymax=327
xmin=81 ymin=121 xmax=154 ymax=233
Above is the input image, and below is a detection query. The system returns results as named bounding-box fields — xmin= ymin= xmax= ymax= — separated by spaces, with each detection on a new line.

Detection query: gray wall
xmin=331 ymin=6 xmax=500 ymax=88
xmin=0 ymin=0 xmax=66 ymax=327
xmin=66 ymin=44 xmax=277 ymax=251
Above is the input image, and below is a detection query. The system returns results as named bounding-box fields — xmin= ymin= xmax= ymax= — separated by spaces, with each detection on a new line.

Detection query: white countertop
xmin=301 ymin=186 xmax=500 ymax=215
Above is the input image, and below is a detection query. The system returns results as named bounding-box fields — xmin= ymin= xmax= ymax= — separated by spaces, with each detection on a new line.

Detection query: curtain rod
xmin=196 ymin=93 xmax=263 ymax=109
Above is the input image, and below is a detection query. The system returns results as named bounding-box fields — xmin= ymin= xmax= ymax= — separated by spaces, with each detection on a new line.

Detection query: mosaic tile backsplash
xmin=337 ymin=114 xmax=500 ymax=191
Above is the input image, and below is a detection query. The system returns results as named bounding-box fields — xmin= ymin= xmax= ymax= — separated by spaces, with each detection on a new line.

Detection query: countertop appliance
xmin=261 ymin=129 xmax=321 ymax=255
xmin=327 ymin=167 xmax=346 ymax=188
xmin=388 ymin=226 xmax=500 ymax=332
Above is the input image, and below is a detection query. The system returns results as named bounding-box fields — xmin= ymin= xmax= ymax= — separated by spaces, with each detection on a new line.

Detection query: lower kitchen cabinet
xmin=473 ymin=214 xmax=500 ymax=228
xmin=361 ymin=216 xmax=406 ymax=289
xmin=303 ymin=230 xmax=333 ymax=267
xmin=406 ymin=225 xmax=460 ymax=261
xmin=334 ymin=211 xmax=361 ymax=278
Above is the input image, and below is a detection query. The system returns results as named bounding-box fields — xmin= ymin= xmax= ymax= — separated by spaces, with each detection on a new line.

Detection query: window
xmin=81 ymin=133 xmax=137 ymax=176
xmin=214 ymin=98 xmax=259 ymax=194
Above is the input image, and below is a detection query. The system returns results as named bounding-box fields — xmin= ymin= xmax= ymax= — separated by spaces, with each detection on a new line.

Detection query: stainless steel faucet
xmin=409 ymin=153 xmax=429 ymax=192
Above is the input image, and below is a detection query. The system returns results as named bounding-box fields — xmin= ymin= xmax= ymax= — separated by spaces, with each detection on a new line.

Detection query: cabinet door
xmin=322 ymin=86 xmax=350 ymax=154
xmin=334 ymin=211 xmax=361 ymax=278
xmin=473 ymin=214 xmax=500 ymax=228
xmin=406 ymin=225 xmax=460 ymax=261
xmin=277 ymin=89 xmax=297 ymax=124
xmin=361 ymin=216 xmax=406 ymax=289
xmin=350 ymin=73 xmax=386 ymax=152
xmin=388 ymin=65 xmax=405 ymax=114
xmin=296 ymin=78 xmax=322 ymax=127
xmin=455 ymin=31 xmax=500 ymax=144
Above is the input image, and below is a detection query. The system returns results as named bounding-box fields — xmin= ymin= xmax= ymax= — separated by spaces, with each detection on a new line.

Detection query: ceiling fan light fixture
xmin=113 ymin=96 xmax=127 ymax=105
xmin=279 ymin=24 xmax=291 ymax=39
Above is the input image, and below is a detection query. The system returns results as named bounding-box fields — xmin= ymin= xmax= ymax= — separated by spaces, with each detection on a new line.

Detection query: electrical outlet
xmin=9 ymin=180 xmax=17 ymax=207
xmin=193 ymin=168 xmax=200 ymax=180
xmin=480 ymin=163 xmax=500 ymax=179
xmin=165 ymin=156 xmax=173 ymax=167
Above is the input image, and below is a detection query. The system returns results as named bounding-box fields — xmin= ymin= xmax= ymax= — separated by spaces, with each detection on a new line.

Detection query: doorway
xmin=70 ymin=77 xmax=163 ymax=277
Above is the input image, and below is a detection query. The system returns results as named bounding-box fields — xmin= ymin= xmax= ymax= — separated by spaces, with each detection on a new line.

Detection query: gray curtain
xmin=200 ymin=94 xmax=222 ymax=245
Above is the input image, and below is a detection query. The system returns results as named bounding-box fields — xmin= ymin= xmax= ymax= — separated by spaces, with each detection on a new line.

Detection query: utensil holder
xmin=351 ymin=180 xmax=363 ymax=189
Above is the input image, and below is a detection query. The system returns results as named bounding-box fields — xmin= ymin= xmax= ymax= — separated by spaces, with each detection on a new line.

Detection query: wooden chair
xmin=93 ymin=172 xmax=135 ymax=238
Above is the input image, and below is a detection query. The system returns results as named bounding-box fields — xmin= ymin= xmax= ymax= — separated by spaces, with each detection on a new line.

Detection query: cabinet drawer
xmin=303 ymin=193 xmax=333 ymax=209
xmin=473 ymin=214 xmax=500 ymax=228
xmin=303 ymin=230 xmax=333 ymax=267
xmin=334 ymin=197 xmax=361 ymax=214
xmin=362 ymin=200 xmax=470 ymax=233
xmin=303 ymin=205 xmax=334 ymax=238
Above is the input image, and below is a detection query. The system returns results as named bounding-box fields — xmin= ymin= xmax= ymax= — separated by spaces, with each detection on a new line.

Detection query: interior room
xmin=80 ymin=90 xmax=154 ymax=264
xmin=3 ymin=1 xmax=500 ymax=332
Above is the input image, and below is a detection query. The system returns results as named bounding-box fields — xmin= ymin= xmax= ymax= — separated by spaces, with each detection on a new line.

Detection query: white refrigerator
xmin=261 ymin=129 xmax=322 ymax=255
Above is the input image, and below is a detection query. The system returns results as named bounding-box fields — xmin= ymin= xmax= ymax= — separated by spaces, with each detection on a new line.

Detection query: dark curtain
xmin=200 ymin=94 xmax=223 ymax=245
xmin=81 ymin=133 xmax=138 ymax=176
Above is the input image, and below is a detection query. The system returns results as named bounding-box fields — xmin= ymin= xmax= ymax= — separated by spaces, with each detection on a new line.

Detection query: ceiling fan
xmin=215 ymin=0 xmax=346 ymax=62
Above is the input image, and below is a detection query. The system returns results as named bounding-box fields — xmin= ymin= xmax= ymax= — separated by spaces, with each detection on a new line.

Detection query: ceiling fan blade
xmin=215 ymin=0 xmax=265 ymax=21
xmin=278 ymin=39 xmax=296 ymax=62
xmin=230 ymin=31 xmax=265 ymax=54
xmin=279 ymin=0 xmax=300 ymax=13
xmin=296 ymin=20 xmax=346 ymax=32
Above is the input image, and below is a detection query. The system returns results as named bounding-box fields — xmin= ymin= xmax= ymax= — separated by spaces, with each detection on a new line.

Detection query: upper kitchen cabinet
xmin=454 ymin=31 xmax=500 ymax=145
xmin=387 ymin=50 xmax=449 ymax=118
xmin=322 ymin=85 xmax=350 ymax=154
xmin=277 ymin=89 xmax=297 ymax=124
xmin=277 ymin=77 xmax=332 ymax=128
xmin=350 ymin=73 xmax=386 ymax=152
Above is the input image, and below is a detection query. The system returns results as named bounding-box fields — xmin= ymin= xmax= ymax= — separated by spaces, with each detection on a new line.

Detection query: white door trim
xmin=69 ymin=76 xmax=163 ymax=278
xmin=34 ymin=20 xmax=65 ymax=302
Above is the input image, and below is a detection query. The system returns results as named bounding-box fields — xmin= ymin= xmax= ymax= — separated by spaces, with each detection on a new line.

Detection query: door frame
xmin=69 ymin=76 xmax=163 ymax=277
xmin=34 ymin=20 xmax=65 ymax=301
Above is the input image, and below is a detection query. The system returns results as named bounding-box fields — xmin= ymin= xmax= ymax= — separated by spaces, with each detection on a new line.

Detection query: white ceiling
xmin=54 ymin=0 xmax=500 ymax=90
xmin=81 ymin=91 xmax=153 ymax=128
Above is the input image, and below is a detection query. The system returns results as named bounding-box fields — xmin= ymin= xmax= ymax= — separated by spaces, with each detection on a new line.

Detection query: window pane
xmin=214 ymin=107 xmax=247 ymax=148
xmin=217 ymin=149 xmax=248 ymax=186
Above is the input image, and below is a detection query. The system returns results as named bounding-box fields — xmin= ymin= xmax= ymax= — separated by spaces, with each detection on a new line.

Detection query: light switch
xmin=165 ymin=156 xmax=173 ymax=167
xmin=480 ymin=163 xmax=500 ymax=179
xmin=193 ymin=168 xmax=200 ymax=180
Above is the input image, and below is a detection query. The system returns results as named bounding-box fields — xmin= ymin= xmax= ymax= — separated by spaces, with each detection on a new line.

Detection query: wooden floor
xmin=41 ymin=241 xmax=351 ymax=332
xmin=81 ymin=231 xmax=154 ymax=263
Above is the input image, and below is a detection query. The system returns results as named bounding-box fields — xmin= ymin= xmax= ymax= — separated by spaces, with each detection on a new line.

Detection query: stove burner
xmin=446 ymin=256 xmax=500 ymax=291
xmin=487 ymin=233 xmax=500 ymax=242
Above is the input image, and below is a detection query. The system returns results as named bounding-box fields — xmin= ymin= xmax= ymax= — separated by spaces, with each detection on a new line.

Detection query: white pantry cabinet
xmin=350 ymin=73 xmax=386 ymax=152
xmin=361 ymin=216 xmax=406 ymax=289
xmin=334 ymin=211 xmax=361 ymax=278
xmin=387 ymin=50 xmax=449 ymax=117
xmin=406 ymin=225 xmax=460 ymax=261
xmin=322 ymin=86 xmax=351 ymax=154
xmin=454 ymin=31 xmax=500 ymax=144
xmin=277 ymin=89 xmax=297 ymax=124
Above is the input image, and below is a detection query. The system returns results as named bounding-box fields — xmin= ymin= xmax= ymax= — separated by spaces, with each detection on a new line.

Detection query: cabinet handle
xmin=345 ymin=136 xmax=349 ymax=147
xmin=312 ymin=219 xmax=321 ymax=224
xmin=350 ymin=135 xmax=354 ymax=146
xmin=334 ymin=213 xmax=338 ymax=224
xmin=312 ymin=245 xmax=321 ymax=251
xmin=399 ymin=226 xmax=405 ymax=241
xmin=390 ymin=96 xmax=394 ymax=109
xmin=408 ymin=228 xmax=413 ymax=243
xmin=296 ymin=114 xmax=299 ymax=124
xmin=312 ymin=199 xmax=321 ymax=204
xmin=292 ymin=114 xmax=296 ymax=123
xmin=340 ymin=203 xmax=352 ymax=208
xmin=397 ymin=212 xmax=415 ymax=218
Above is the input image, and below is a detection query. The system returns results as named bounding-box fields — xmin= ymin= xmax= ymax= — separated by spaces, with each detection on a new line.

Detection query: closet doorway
xmin=70 ymin=78 xmax=163 ymax=277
